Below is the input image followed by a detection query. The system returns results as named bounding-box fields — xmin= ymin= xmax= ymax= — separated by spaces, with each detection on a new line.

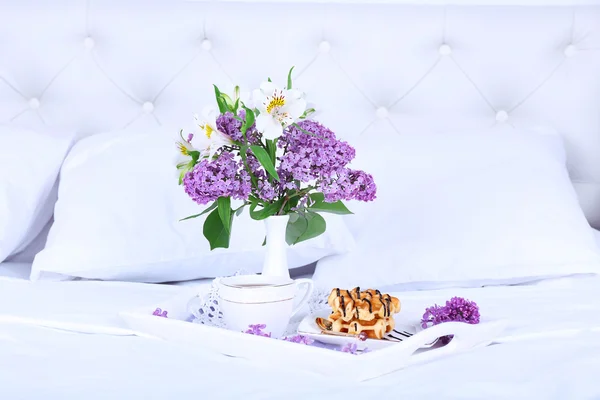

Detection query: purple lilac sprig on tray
xmin=243 ymin=324 xmax=368 ymax=354
xmin=340 ymin=342 xmax=358 ymax=354
xmin=282 ymin=334 xmax=314 ymax=345
xmin=421 ymin=296 xmax=480 ymax=344
xmin=244 ymin=324 xmax=272 ymax=338
xmin=152 ymin=308 xmax=168 ymax=318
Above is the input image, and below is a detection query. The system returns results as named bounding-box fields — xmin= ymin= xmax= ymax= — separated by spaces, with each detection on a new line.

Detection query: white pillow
xmin=31 ymin=129 xmax=354 ymax=282
xmin=313 ymin=126 xmax=600 ymax=290
xmin=0 ymin=125 xmax=73 ymax=262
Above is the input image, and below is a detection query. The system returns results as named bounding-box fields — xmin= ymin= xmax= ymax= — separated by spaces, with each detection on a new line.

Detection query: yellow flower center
xmin=199 ymin=124 xmax=214 ymax=139
xmin=266 ymin=94 xmax=286 ymax=114
xmin=205 ymin=124 xmax=214 ymax=139
xmin=177 ymin=142 xmax=189 ymax=156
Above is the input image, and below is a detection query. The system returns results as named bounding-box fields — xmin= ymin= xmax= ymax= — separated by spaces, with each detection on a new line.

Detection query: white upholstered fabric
xmin=1 ymin=1 xmax=599 ymax=228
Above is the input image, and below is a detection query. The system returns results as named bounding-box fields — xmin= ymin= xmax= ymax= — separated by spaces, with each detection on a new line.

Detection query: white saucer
xmin=297 ymin=309 xmax=423 ymax=351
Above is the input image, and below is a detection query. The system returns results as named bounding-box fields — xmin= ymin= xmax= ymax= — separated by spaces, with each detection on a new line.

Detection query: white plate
xmin=298 ymin=309 xmax=422 ymax=351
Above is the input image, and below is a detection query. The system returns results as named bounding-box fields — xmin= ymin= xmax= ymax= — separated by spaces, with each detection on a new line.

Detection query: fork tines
xmin=383 ymin=329 xmax=413 ymax=342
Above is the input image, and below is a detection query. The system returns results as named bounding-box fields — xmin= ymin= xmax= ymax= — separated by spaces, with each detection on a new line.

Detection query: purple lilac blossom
xmin=245 ymin=324 xmax=272 ymax=338
xmin=278 ymin=120 xmax=356 ymax=181
xmin=320 ymin=169 xmax=377 ymax=203
xmin=277 ymin=120 xmax=376 ymax=204
xmin=421 ymin=297 xmax=480 ymax=344
xmin=216 ymin=110 xmax=260 ymax=144
xmin=245 ymin=152 xmax=280 ymax=201
xmin=152 ymin=308 xmax=168 ymax=318
xmin=183 ymin=152 xmax=251 ymax=205
xmin=282 ymin=335 xmax=314 ymax=345
xmin=340 ymin=342 xmax=359 ymax=354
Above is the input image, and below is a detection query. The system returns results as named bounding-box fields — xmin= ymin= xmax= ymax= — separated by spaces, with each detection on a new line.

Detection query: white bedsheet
xmin=1 ymin=270 xmax=600 ymax=399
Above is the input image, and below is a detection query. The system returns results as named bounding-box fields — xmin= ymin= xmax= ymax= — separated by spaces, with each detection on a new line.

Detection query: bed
xmin=2 ymin=0 xmax=600 ymax=398
xmin=2 ymin=249 xmax=600 ymax=399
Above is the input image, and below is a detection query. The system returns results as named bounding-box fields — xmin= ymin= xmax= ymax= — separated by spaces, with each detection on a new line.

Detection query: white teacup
xmin=217 ymin=275 xmax=314 ymax=339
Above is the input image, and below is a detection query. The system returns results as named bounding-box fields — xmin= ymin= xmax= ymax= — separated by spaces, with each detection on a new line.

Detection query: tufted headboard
xmin=1 ymin=0 xmax=600 ymax=227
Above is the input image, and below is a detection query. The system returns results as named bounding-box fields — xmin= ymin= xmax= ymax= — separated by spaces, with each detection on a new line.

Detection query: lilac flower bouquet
xmin=176 ymin=67 xmax=376 ymax=250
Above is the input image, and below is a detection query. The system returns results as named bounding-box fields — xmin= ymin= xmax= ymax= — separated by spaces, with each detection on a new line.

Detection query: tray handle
xmin=407 ymin=321 xmax=504 ymax=367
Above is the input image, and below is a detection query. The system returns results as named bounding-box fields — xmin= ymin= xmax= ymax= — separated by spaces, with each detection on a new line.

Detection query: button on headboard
xmin=1 ymin=1 xmax=599 ymax=226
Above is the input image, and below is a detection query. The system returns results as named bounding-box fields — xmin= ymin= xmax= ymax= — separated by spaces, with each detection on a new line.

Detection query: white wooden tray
xmin=119 ymin=293 xmax=508 ymax=382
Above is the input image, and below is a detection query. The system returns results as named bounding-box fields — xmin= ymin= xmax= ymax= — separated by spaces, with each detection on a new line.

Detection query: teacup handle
xmin=291 ymin=278 xmax=315 ymax=317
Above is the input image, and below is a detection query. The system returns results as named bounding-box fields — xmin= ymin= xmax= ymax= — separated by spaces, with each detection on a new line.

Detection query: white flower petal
xmin=259 ymin=81 xmax=278 ymax=94
xmin=253 ymin=89 xmax=267 ymax=112
xmin=281 ymin=97 xmax=307 ymax=121
xmin=256 ymin=114 xmax=283 ymax=140
xmin=255 ymin=113 xmax=269 ymax=131
xmin=286 ymin=89 xmax=304 ymax=100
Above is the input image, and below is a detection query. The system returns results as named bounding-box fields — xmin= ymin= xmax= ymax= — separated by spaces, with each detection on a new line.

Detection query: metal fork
xmin=383 ymin=329 xmax=414 ymax=342
xmin=386 ymin=329 xmax=441 ymax=348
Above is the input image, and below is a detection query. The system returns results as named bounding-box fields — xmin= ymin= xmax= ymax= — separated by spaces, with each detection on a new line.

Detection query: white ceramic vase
xmin=261 ymin=215 xmax=290 ymax=278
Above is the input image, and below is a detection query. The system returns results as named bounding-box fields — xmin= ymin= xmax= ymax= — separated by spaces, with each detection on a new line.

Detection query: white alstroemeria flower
xmin=175 ymin=130 xmax=198 ymax=183
xmin=253 ymin=82 xmax=307 ymax=140
xmin=193 ymin=108 xmax=234 ymax=159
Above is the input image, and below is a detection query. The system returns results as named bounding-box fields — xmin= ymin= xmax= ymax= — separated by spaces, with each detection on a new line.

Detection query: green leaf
xmin=267 ymin=77 xmax=272 ymax=82
xmin=286 ymin=66 xmax=295 ymax=90
xmin=188 ymin=150 xmax=201 ymax=163
xmin=233 ymin=98 xmax=240 ymax=114
xmin=235 ymin=206 xmax=245 ymax=217
xmin=178 ymin=169 xmax=186 ymax=185
xmin=265 ymin=139 xmax=277 ymax=164
xmin=180 ymin=201 xmax=218 ymax=221
xmin=285 ymin=213 xmax=306 ymax=245
xmin=308 ymin=192 xmax=353 ymax=215
xmin=250 ymin=145 xmax=279 ymax=182
xmin=217 ymin=197 xmax=232 ymax=233
xmin=285 ymin=195 xmax=300 ymax=214
xmin=262 ymin=236 xmax=266 ymax=246
xmin=299 ymin=108 xmax=316 ymax=119
xmin=203 ymin=208 xmax=232 ymax=250
xmin=249 ymin=198 xmax=283 ymax=220
xmin=241 ymin=106 xmax=255 ymax=136
xmin=220 ymin=93 xmax=234 ymax=110
xmin=285 ymin=212 xmax=327 ymax=245
xmin=213 ymin=85 xmax=228 ymax=114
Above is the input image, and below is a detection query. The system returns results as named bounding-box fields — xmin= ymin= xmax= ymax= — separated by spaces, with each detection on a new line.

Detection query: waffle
xmin=322 ymin=287 xmax=401 ymax=339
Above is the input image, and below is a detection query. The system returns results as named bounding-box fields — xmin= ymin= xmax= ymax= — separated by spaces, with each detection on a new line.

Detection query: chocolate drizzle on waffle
xmin=364 ymin=298 xmax=373 ymax=314
xmin=324 ymin=287 xmax=401 ymax=339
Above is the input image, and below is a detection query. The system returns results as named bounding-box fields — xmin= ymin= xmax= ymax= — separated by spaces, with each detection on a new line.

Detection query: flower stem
xmin=277 ymin=196 xmax=289 ymax=216
xmin=288 ymin=186 xmax=315 ymax=200
xmin=233 ymin=202 xmax=250 ymax=213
